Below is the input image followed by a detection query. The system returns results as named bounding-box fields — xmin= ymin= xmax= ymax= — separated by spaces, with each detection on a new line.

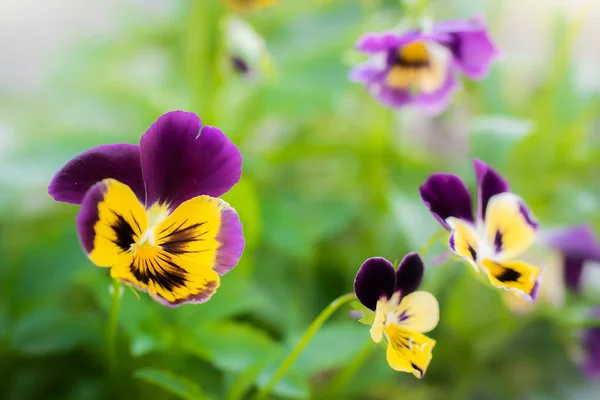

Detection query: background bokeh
xmin=2 ymin=0 xmax=600 ymax=399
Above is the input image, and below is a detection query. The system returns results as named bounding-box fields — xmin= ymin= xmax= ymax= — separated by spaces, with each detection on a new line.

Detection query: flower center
xmin=386 ymin=40 xmax=449 ymax=93
xmin=136 ymin=203 xmax=170 ymax=248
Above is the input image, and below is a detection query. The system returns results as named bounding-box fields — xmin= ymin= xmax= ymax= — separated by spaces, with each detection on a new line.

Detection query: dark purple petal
xmin=419 ymin=173 xmax=474 ymax=230
xmin=214 ymin=203 xmax=245 ymax=276
xmin=140 ymin=111 xmax=242 ymax=210
xmin=76 ymin=181 xmax=107 ymax=254
xmin=564 ymin=257 xmax=585 ymax=293
xmin=582 ymin=308 xmax=600 ymax=379
xmin=48 ymin=144 xmax=144 ymax=205
xmin=540 ymin=225 xmax=600 ymax=292
xmin=473 ymin=159 xmax=510 ymax=221
xmin=395 ymin=252 xmax=424 ymax=296
xmin=434 ymin=16 xmax=499 ymax=79
xmin=354 ymin=257 xmax=396 ymax=311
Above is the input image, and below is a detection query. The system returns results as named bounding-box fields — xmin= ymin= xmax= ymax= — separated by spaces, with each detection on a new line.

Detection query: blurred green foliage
xmin=1 ymin=0 xmax=600 ymax=399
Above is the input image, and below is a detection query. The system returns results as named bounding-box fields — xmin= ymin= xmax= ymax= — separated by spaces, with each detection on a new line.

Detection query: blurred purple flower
xmin=539 ymin=225 xmax=600 ymax=293
xmin=350 ymin=16 xmax=498 ymax=114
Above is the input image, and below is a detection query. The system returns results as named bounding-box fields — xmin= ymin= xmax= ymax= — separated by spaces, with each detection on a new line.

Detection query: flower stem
xmin=255 ymin=293 xmax=357 ymax=400
xmin=418 ymin=229 xmax=449 ymax=257
xmin=106 ymin=279 xmax=122 ymax=374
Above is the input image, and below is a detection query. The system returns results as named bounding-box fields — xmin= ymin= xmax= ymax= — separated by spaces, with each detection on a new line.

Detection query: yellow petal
xmin=480 ymin=258 xmax=541 ymax=299
xmin=484 ymin=193 xmax=537 ymax=260
xmin=394 ymin=291 xmax=439 ymax=333
xmin=370 ymin=299 xmax=387 ymax=343
xmin=88 ymin=179 xmax=148 ymax=267
xmin=386 ymin=66 xmax=416 ymax=89
xmin=446 ymin=217 xmax=482 ymax=271
xmin=111 ymin=195 xmax=226 ymax=305
xmin=384 ymin=324 xmax=436 ymax=378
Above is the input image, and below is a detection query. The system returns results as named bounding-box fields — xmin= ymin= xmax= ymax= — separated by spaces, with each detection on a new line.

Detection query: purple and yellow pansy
xmin=350 ymin=16 xmax=498 ymax=113
xmin=354 ymin=253 xmax=439 ymax=378
xmin=48 ymin=111 xmax=245 ymax=306
xmin=420 ymin=159 xmax=541 ymax=300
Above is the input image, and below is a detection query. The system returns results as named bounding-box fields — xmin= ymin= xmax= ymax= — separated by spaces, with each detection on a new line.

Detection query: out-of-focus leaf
xmin=134 ymin=368 xmax=208 ymax=400
xmin=183 ymin=321 xmax=278 ymax=372
xmin=291 ymin=321 xmax=369 ymax=375
xmin=172 ymin=276 xmax=268 ymax=328
xmin=225 ymin=357 xmax=270 ymax=400
xmin=11 ymin=309 xmax=101 ymax=356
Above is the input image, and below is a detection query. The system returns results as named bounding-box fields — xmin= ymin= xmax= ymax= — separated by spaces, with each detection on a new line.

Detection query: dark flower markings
xmin=106 ymin=212 xmax=211 ymax=291
xmin=109 ymin=211 xmax=138 ymax=252
xmin=468 ymin=245 xmax=477 ymax=261
xmin=157 ymin=220 xmax=209 ymax=255
xmin=494 ymin=230 xmax=503 ymax=254
xmin=131 ymin=252 xmax=187 ymax=291
xmin=487 ymin=260 xmax=522 ymax=283
xmin=391 ymin=48 xmax=430 ymax=69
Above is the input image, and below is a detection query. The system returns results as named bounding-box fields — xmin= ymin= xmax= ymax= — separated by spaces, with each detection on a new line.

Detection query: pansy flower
xmin=350 ymin=16 xmax=498 ymax=113
xmin=420 ymin=159 xmax=541 ymax=300
xmin=48 ymin=111 xmax=245 ymax=306
xmin=354 ymin=253 xmax=439 ymax=378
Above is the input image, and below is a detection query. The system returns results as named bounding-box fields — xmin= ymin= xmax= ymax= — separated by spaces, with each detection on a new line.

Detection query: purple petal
xmin=395 ymin=252 xmax=424 ymax=296
xmin=473 ymin=159 xmax=510 ymax=221
xmin=354 ymin=257 xmax=396 ymax=311
xmin=355 ymin=30 xmax=423 ymax=55
xmin=563 ymin=257 xmax=585 ymax=293
xmin=140 ymin=111 xmax=242 ymax=210
xmin=348 ymin=62 xmax=385 ymax=84
xmin=48 ymin=144 xmax=144 ymax=205
xmin=582 ymin=308 xmax=600 ymax=379
xmin=419 ymin=173 xmax=474 ymax=230
xmin=76 ymin=181 xmax=107 ymax=254
xmin=214 ymin=203 xmax=245 ymax=276
xmin=540 ymin=225 xmax=600 ymax=292
xmin=410 ymin=71 xmax=460 ymax=115
xmin=434 ymin=16 xmax=499 ymax=79
xmin=371 ymin=70 xmax=459 ymax=114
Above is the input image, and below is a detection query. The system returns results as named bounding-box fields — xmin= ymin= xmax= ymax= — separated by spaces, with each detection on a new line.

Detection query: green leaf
xmin=134 ymin=368 xmax=207 ymax=400
xmin=183 ymin=321 xmax=278 ymax=372
xmin=11 ymin=309 xmax=101 ymax=356
xmin=225 ymin=357 xmax=270 ymax=400
xmin=293 ymin=321 xmax=369 ymax=375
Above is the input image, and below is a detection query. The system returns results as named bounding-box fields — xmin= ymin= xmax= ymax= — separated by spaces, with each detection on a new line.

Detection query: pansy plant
xmin=354 ymin=253 xmax=439 ymax=378
xmin=420 ymin=159 xmax=541 ymax=300
xmin=48 ymin=111 xmax=245 ymax=306
xmin=350 ymin=17 xmax=498 ymax=113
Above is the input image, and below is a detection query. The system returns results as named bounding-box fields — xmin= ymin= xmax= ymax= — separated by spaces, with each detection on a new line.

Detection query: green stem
xmin=418 ymin=229 xmax=448 ymax=257
xmin=321 ymin=338 xmax=374 ymax=398
xmin=107 ymin=279 xmax=122 ymax=374
xmin=255 ymin=293 xmax=357 ymax=400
